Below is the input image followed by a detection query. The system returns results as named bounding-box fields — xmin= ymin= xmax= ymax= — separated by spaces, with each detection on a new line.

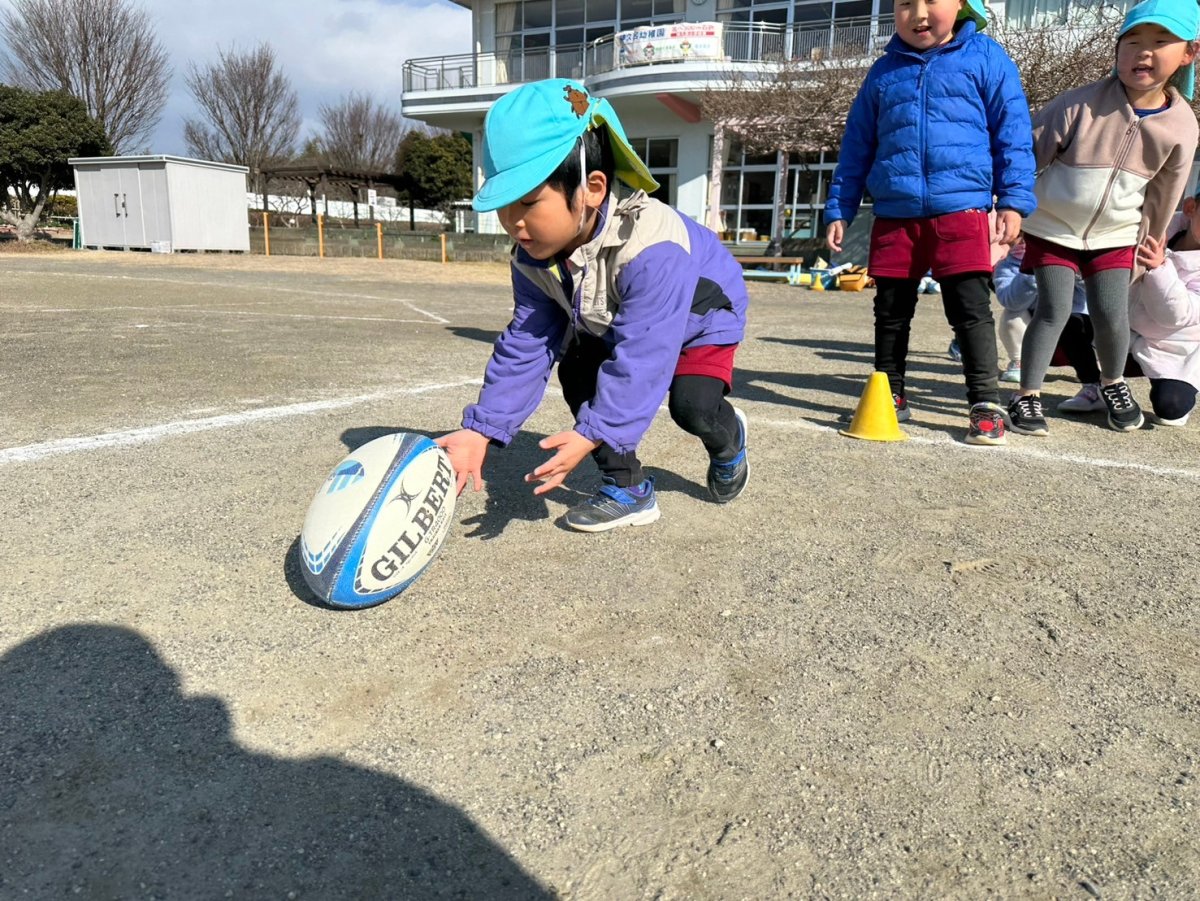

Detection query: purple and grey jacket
xmin=461 ymin=191 xmax=749 ymax=454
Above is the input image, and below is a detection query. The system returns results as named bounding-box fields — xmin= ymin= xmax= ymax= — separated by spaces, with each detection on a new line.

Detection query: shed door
xmin=118 ymin=167 xmax=146 ymax=247
xmin=76 ymin=166 xmax=123 ymax=246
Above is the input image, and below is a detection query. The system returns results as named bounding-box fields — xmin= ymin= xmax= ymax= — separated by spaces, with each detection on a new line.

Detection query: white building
xmin=401 ymin=0 xmax=1138 ymax=242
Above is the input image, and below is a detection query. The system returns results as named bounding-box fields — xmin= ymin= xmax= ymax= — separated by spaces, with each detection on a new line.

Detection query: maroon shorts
xmin=1020 ymin=234 xmax=1135 ymax=277
xmin=676 ymin=343 xmax=737 ymax=392
xmin=868 ymin=210 xmax=993 ymax=279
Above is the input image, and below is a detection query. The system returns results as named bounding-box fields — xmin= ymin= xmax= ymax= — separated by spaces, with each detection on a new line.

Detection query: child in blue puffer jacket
xmin=825 ymin=0 xmax=1036 ymax=446
xmin=436 ymin=80 xmax=750 ymax=533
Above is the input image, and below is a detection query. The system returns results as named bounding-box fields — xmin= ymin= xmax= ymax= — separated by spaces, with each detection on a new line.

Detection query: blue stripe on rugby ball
xmin=325 ymin=435 xmax=455 ymax=609
xmin=299 ymin=433 xmax=409 ymax=601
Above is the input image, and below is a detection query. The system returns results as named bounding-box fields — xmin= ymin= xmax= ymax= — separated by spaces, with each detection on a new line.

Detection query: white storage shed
xmin=69 ymin=155 xmax=250 ymax=253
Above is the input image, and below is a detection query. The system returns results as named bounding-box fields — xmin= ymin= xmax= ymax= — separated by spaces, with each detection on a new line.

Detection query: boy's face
xmin=1116 ymin=24 xmax=1197 ymax=96
xmin=894 ymin=0 xmax=963 ymax=50
xmin=497 ymin=183 xmax=585 ymax=260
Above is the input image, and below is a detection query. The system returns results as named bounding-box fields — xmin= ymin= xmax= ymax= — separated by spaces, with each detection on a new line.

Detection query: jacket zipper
xmin=1080 ymin=116 xmax=1140 ymax=249
xmin=918 ymin=61 xmax=928 ymax=216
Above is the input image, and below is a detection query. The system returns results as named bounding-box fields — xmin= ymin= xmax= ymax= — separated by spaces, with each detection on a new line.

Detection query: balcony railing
xmin=403 ymin=17 xmax=894 ymax=94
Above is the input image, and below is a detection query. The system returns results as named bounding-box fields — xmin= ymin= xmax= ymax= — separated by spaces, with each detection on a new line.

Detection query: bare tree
xmin=701 ymin=51 xmax=869 ymax=243
xmin=184 ymin=43 xmax=300 ymax=190
xmin=991 ymin=5 xmax=1124 ymax=111
xmin=0 ymin=0 xmax=170 ymax=153
xmin=314 ymin=92 xmax=407 ymax=173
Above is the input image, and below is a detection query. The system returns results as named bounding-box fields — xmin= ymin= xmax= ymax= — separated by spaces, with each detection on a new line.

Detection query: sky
xmin=2 ymin=0 xmax=473 ymax=154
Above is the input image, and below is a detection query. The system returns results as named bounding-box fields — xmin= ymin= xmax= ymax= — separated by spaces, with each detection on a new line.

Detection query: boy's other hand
xmin=1137 ymin=234 xmax=1166 ymax=270
xmin=826 ymin=220 xmax=846 ymax=253
xmin=434 ymin=429 xmax=490 ymax=495
xmin=993 ymin=210 xmax=1022 ymax=246
xmin=526 ymin=430 xmax=602 ymax=496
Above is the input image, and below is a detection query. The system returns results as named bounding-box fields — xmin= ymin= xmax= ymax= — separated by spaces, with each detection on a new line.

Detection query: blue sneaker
xmin=948 ymin=339 xmax=962 ymax=362
xmin=564 ymin=476 xmax=661 ymax=532
xmin=707 ymin=407 xmax=749 ymax=503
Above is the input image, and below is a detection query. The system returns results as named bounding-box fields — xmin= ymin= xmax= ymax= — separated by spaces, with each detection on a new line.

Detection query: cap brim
xmin=958 ymin=0 xmax=987 ymax=30
xmin=472 ymin=134 xmax=579 ymax=212
xmin=592 ymin=110 xmax=660 ymax=195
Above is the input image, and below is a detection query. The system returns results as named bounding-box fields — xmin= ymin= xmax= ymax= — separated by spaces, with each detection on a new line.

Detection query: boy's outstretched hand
xmin=525 ymin=429 xmax=602 ymax=496
xmin=826 ymin=220 xmax=846 ymax=253
xmin=1137 ymin=234 xmax=1166 ymax=271
xmin=993 ymin=210 xmax=1022 ymax=246
xmin=434 ymin=429 xmax=490 ymax=496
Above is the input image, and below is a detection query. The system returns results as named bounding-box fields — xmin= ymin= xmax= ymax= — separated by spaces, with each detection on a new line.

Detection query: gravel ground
xmin=0 ymin=251 xmax=1197 ymax=900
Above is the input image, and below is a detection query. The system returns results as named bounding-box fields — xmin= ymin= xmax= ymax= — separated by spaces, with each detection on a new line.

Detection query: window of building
xmin=628 ymin=137 xmax=678 ymax=205
xmin=709 ymin=137 xmax=843 ymax=241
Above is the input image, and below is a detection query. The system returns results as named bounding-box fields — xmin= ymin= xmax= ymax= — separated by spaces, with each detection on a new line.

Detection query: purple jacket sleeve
xmin=461 ymin=266 xmax=568 ymax=446
xmin=573 ymin=243 xmax=695 ymax=454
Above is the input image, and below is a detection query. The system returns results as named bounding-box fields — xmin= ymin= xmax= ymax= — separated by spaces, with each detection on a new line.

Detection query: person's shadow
xmin=0 ymin=625 xmax=553 ymax=900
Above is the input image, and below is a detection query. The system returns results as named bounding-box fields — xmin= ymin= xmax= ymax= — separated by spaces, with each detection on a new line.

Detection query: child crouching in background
xmin=1128 ymin=196 xmax=1200 ymax=425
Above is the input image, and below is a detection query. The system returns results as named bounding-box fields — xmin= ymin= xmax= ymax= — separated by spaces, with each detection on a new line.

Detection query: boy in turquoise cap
xmin=824 ymin=0 xmax=1036 ymax=447
xmin=1007 ymin=0 xmax=1199 ymax=437
xmin=436 ymin=80 xmax=750 ymax=532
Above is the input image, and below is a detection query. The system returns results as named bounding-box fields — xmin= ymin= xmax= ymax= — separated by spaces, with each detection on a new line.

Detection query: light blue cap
xmin=958 ymin=0 xmax=988 ymax=31
xmin=1119 ymin=0 xmax=1200 ymax=101
xmin=472 ymin=79 xmax=659 ymax=212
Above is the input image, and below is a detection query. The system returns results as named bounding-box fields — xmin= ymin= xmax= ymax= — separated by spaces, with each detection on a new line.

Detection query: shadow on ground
xmin=0 ymin=625 xmax=553 ymax=900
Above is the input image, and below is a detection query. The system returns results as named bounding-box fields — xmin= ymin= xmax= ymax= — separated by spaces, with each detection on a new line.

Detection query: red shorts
xmin=676 ymin=343 xmax=737 ymax=392
xmin=868 ymin=210 xmax=993 ymax=279
xmin=1020 ymin=234 xmax=1135 ymax=277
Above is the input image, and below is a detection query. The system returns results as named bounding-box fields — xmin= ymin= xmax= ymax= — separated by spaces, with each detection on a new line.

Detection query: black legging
xmin=558 ymin=334 xmax=739 ymax=486
xmin=1149 ymin=378 xmax=1197 ymax=420
xmin=874 ymin=272 xmax=998 ymax=405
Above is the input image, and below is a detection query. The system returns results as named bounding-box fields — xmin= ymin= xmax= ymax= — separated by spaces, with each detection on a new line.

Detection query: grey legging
xmin=1019 ymin=266 xmax=1130 ymax=391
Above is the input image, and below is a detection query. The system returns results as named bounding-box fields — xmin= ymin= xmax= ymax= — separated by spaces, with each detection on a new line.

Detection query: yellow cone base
xmin=840 ymin=371 xmax=908 ymax=442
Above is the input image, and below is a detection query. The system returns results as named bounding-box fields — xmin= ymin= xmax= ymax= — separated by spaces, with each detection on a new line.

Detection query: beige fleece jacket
xmin=1022 ymin=76 xmax=1199 ymax=251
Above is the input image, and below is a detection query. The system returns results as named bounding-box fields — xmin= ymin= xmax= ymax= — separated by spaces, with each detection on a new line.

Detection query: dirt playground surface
xmin=1 ymin=251 xmax=1197 ymax=899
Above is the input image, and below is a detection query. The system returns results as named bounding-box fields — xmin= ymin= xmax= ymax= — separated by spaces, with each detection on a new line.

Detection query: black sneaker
xmin=564 ymin=477 xmax=661 ymax=532
xmin=1007 ymin=394 xmax=1049 ymax=436
xmin=707 ymin=407 xmax=749 ymax=503
xmin=965 ymin=402 xmax=1007 ymax=446
xmin=1100 ymin=381 xmax=1144 ymax=431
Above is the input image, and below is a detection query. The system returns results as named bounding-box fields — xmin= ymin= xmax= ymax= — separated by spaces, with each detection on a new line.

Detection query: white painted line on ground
xmin=0 ymin=269 xmax=450 ymax=323
xmin=26 ymin=306 xmax=433 ymax=325
xmin=757 ymin=416 xmax=1200 ymax=481
xmin=0 ymin=378 xmax=482 ymax=466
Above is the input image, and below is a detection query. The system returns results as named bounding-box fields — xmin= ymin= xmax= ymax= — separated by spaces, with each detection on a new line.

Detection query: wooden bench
xmin=732 ymin=255 xmax=807 ymax=267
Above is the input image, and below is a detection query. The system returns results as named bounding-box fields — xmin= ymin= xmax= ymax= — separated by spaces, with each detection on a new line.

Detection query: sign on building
xmin=615 ymin=22 xmax=724 ymax=67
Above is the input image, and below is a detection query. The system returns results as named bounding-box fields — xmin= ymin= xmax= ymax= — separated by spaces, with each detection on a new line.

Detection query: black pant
xmin=1149 ymin=378 xmax=1197 ymax=420
xmin=557 ymin=334 xmax=739 ymax=487
xmin=1060 ymin=314 xmax=1101 ymax=385
xmin=874 ymin=273 xmax=999 ymax=405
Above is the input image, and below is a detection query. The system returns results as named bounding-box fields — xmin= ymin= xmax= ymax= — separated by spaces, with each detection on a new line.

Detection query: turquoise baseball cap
xmin=958 ymin=0 xmax=988 ymax=31
xmin=472 ymin=79 xmax=659 ymax=212
xmin=1119 ymin=0 xmax=1200 ymax=100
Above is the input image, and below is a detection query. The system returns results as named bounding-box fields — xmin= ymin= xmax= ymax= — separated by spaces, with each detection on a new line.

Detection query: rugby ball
xmin=299 ymin=433 xmax=456 ymax=608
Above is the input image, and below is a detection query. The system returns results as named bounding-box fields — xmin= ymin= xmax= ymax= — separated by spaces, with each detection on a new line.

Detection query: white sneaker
xmin=1058 ymin=383 xmax=1105 ymax=413
xmin=1000 ymin=360 xmax=1021 ymax=383
xmin=1154 ymin=412 xmax=1191 ymax=427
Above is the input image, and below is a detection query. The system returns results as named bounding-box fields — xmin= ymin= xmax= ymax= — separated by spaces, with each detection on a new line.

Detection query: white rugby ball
xmin=299 ymin=433 xmax=456 ymax=608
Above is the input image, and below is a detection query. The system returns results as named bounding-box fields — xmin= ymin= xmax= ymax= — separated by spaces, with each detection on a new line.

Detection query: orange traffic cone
xmin=840 ymin=371 xmax=908 ymax=442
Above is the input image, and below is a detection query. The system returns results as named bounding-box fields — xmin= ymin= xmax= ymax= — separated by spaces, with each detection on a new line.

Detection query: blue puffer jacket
xmin=824 ymin=21 xmax=1036 ymax=225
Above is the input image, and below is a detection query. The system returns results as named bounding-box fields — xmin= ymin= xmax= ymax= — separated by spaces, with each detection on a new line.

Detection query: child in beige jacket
xmin=1006 ymin=0 xmax=1199 ymax=436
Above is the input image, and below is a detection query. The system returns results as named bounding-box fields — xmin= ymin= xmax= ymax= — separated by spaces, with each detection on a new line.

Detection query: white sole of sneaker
xmin=964 ymin=433 xmax=1006 ymax=446
xmin=1154 ymin=414 xmax=1190 ymax=427
xmin=565 ymin=504 xmax=662 ymax=533
xmin=1107 ymin=414 xmax=1144 ymax=432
